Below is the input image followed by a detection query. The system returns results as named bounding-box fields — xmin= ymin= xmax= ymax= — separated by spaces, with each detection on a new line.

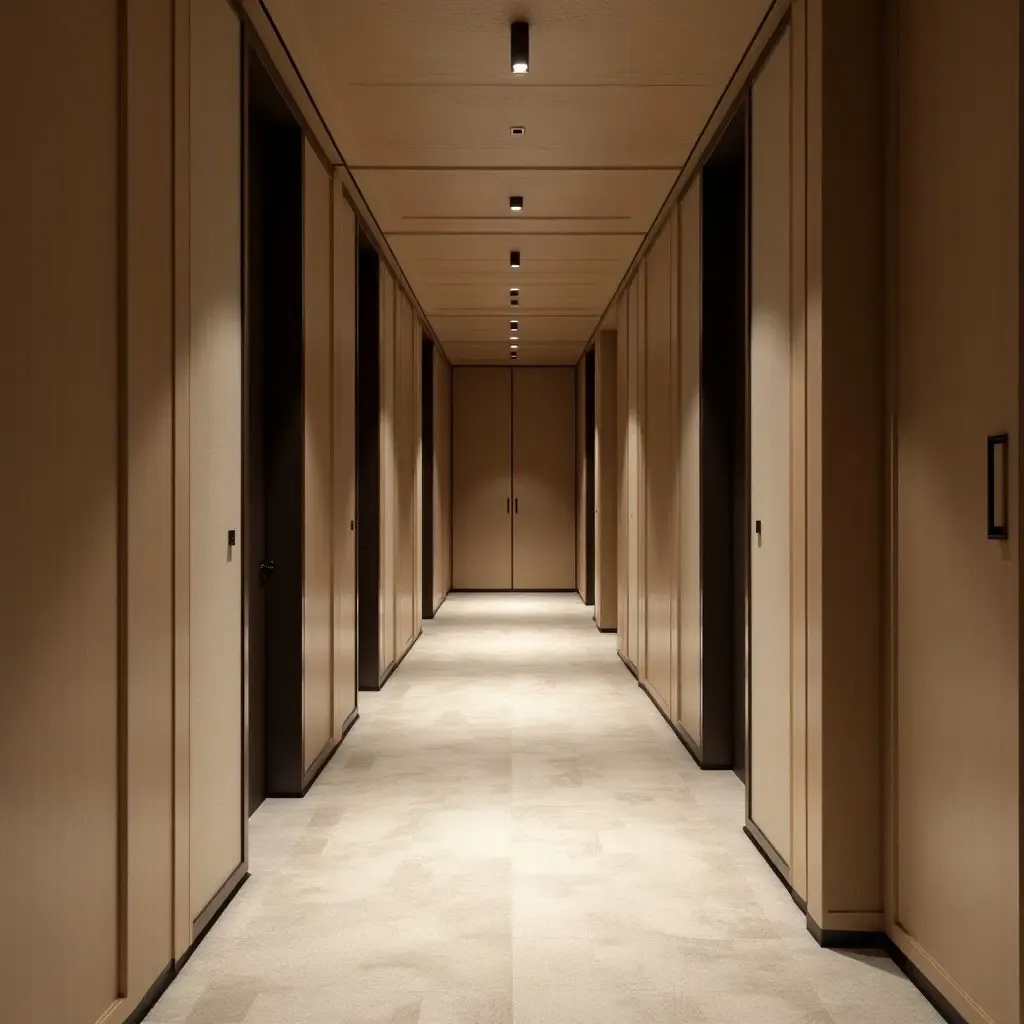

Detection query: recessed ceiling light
xmin=510 ymin=126 xmax=525 ymax=136
xmin=511 ymin=298 xmax=519 ymax=306
xmin=510 ymin=320 xmax=519 ymax=330
xmin=510 ymin=288 xmax=519 ymax=296
xmin=510 ymin=344 xmax=519 ymax=351
xmin=510 ymin=351 xmax=519 ymax=359
xmin=510 ymin=196 xmax=524 ymax=212
xmin=510 ymin=250 xmax=521 ymax=268
xmin=510 ymin=21 xmax=529 ymax=74
xmin=510 ymin=336 xmax=518 ymax=342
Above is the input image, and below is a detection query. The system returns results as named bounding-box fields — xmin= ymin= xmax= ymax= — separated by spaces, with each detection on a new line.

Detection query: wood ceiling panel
xmin=275 ymin=0 xmax=770 ymax=86
xmin=431 ymin=315 xmax=599 ymax=344
xmin=262 ymin=0 xmax=774 ymax=361
xmin=341 ymin=85 xmax=714 ymax=168
xmin=352 ymin=168 xmax=676 ymax=234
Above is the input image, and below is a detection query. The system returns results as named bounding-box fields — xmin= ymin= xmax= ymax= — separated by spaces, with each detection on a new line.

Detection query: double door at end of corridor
xmin=452 ymin=366 xmax=576 ymax=591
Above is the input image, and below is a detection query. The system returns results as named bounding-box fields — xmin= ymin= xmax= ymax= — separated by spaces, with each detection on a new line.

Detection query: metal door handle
xmin=259 ymin=560 xmax=276 ymax=583
xmin=755 ymin=520 xmax=762 ymax=547
xmin=507 ymin=498 xmax=510 ymax=513
xmin=515 ymin=498 xmax=519 ymax=513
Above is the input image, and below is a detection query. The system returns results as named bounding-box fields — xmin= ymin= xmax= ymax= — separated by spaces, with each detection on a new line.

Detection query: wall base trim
xmin=630 ymin=660 xmax=733 ymax=772
xmin=122 ymin=869 xmax=250 ymax=1022
xmin=122 ymin=959 xmax=175 ymax=1024
xmin=596 ymin=625 xmax=616 ymax=633
xmin=743 ymin=822 xmax=792 ymax=892
xmin=426 ymin=590 xmax=450 ymax=619
xmin=361 ymin=628 xmax=422 ymax=692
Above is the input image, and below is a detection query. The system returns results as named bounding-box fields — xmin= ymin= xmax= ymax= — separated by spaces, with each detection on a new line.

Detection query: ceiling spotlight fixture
xmin=510 ymin=196 xmax=524 ymax=212
xmin=510 ymin=21 xmax=530 ymax=74
xmin=510 ymin=320 xmax=519 ymax=331
xmin=510 ymin=126 xmax=525 ymax=136
xmin=510 ymin=344 xmax=519 ymax=351
xmin=510 ymin=250 xmax=521 ymax=268
xmin=510 ymin=350 xmax=519 ymax=359
xmin=510 ymin=336 xmax=519 ymax=342
xmin=510 ymin=288 xmax=519 ymax=296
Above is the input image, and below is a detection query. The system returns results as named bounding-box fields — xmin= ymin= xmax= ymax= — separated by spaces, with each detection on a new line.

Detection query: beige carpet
xmin=147 ymin=592 xmax=940 ymax=1024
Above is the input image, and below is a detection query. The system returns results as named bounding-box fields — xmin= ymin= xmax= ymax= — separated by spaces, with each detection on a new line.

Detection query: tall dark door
xmin=247 ymin=47 xmax=305 ymax=805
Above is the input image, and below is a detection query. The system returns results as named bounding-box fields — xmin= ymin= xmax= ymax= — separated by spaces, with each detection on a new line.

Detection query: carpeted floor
xmin=146 ymin=592 xmax=940 ymax=1024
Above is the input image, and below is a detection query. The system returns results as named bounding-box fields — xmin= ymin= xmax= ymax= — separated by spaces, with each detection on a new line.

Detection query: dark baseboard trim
xmin=596 ymin=625 xmax=616 ymax=634
xmin=743 ymin=820 xmax=791 ymax=891
xmin=123 ymin=958 xmax=175 ymax=1024
xmin=630 ymin=664 xmax=732 ymax=772
xmin=748 ymin=833 xmax=966 ymax=1024
xmin=882 ymin=937 xmax=968 ymax=1024
xmin=361 ymin=628 xmax=422 ymax=692
xmin=617 ymin=650 xmax=639 ymax=679
xmin=804 ymin=920 xmax=966 ymax=1024
xmin=428 ymin=590 xmax=449 ymax=618
xmin=450 ymin=588 xmax=580 ymax=594
xmin=125 ymin=869 xmax=251 ymax=1021
xmin=192 ymin=861 xmax=249 ymax=940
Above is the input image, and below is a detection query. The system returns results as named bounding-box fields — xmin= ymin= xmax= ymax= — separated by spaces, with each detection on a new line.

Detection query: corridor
xmin=146 ymin=594 xmax=939 ymax=1024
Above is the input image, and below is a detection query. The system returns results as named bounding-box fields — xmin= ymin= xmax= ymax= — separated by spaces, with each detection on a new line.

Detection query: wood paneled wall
xmin=594 ymin=330 xmax=618 ymax=631
xmin=432 ymin=346 xmax=453 ymax=610
xmin=0 ymin=4 xmax=363 ymax=1019
xmin=886 ymin=2 xmax=1019 ymax=1021
xmin=379 ymin=266 xmax=423 ymax=680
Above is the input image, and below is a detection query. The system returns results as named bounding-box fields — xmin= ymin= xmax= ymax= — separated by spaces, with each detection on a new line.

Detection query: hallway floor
xmin=147 ymin=593 xmax=940 ymax=1024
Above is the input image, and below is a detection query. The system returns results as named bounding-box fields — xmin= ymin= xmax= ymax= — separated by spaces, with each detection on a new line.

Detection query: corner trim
xmin=191 ymin=863 xmax=249 ymax=944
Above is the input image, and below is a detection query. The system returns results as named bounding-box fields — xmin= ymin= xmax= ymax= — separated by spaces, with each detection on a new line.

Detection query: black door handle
xmin=755 ymin=520 xmax=762 ymax=547
xmin=507 ymin=498 xmax=510 ymax=513
xmin=988 ymin=433 xmax=1009 ymax=539
xmin=259 ymin=560 xmax=276 ymax=583
xmin=515 ymin=498 xmax=519 ymax=513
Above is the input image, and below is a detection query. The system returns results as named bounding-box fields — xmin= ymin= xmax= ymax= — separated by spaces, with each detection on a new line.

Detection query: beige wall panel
xmin=513 ymin=368 xmax=578 ymax=590
xmin=644 ymin=222 xmax=676 ymax=709
xmin=303 ymin=142 xmax=334 ymax=769
xmin=332 ymin=188 xmax=358 ymax=732
xmin=626 ymin=275 xmax=641 ymax=664
xmin=400 ymin=297 xmax=417 ymax=650
xmin=379 ymin=267 xmax=397 ymax=670
xmin=0 ymin=4 xmax=122 ymax=1020
xmin=413 ymin=315 xmax=423 ymax=633
xmin=577 ymin=360 xmax=587 ymax=595
xmin=894 ymin=3 xmax=1019 ymax=1020
xmin=125 ymin=0 xmax=175 ymax=999
xmin=595 ymin=329 xmax=618 ymax=631
xmin=749 ymin=29 xmax=792 ymax=866
xmin=617 ymin=296 xmax=630 ymax=654
xmin=677 ymin=183 xmax=702 ymax=742
xmin=635 ymin=268 xmax=649 ymax=680
xmin=433 ymin=349 xmax=453 ymax=608
xmin=188 ymin=0 xmax=244 ymax=919
xmin=453 ymin=368 xmax=513 ymax=589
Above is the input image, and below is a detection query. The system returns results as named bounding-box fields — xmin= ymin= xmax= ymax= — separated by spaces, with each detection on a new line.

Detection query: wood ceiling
xmin=264 ymin=0 xmax=773 ymax=364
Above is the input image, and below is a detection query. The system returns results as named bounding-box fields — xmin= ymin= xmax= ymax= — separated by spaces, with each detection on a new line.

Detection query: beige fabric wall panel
xmin=379 ymin=267 xmax=397 ymax=670
xmin=749 ymin=29 xmax=793 ymax=867
xmin=617 ymin=296 xmax=630 ymax=654
xmin=893 ymin=2 xmax=1019 ymax=1020
xmin=513 ymin=368 xmax=578 ymax=590
xmin=399 ymin=297 xmax=417 ymax=650
xmin=125 ymin=0 xmax=176 ymax=996
xmin=332 ymin=188 xmax=358 ymax=732
xmin=577 ymin=360 xmax=587 ymax=596
xmin=433 ymin=349 xmax=453 ymax=608
xmin=677 ymin=184 xmax=702 ymax=743
xmin=413 ymin=315 xmax=423 ymax=634
xmin=452 ymin=368 xmax=513 ymax=589
xmin=303 ymin=142 xmax=334 ymax=769
xmin=0 ymin=4 xmax=122 ymax=1019
xmin=644 ymin=221 xmax=676 ymax=711
xmin=626 ymin=275 xmax=641 ymax=665
xmin=188 ymin=0 xmax=244 ymax=919
xmin=635 ymin=268 xmax=649 ymax=681
xmin=595 ymin=329 xmax=618 ymax=631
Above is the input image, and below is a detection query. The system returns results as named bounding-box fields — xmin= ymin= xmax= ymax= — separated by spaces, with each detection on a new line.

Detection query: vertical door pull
xmin=515 ymin=498 xmax=519 ymax=513
xmin=507 ymin=498 xmax=510 ymax=513
xmin=754 ymin=519 xmax=762 ymax=547
xmin=987 ymin=433 xmax=1009 ymax=540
